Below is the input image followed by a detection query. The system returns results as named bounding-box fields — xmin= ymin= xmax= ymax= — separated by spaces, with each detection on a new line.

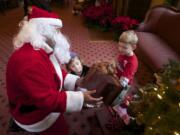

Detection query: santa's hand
xmin=83 ymin=90 xmax=103 ymax=104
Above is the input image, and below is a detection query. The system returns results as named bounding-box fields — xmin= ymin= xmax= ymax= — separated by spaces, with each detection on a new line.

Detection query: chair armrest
xmin=136 ymin=22 xmax=147 ymax=32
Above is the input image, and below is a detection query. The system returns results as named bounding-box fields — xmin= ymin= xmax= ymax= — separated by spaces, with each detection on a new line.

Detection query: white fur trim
xmin=29 ymin=18 xmax=62 ymax=28
xmin=119 ymin=76 xmax=129 ymax=87
xmin=49 ymin=54 xmax=63 ymax=91
xmin=14 ymin=112 xmax=60 ymax=132
xmin=66 ymin=91 xmax=84 ymax=112
xmin=64 ymin=74 xmax=79 ymax=91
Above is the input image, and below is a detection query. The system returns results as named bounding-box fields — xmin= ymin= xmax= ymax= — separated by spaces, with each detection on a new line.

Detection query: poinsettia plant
xmin=82 ymin=2 xmax=114 ymax=31
xmin=111 ymin=16 xmax=139 ymax=40
xmin=111 ymin=16 xmax=139 ymax=31
xmin=82 ymin=2 xmax=139 ymax=40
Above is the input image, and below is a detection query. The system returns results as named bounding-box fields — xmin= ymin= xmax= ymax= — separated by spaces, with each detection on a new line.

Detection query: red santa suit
xmin=6 ymin=7 xmax=84 ymax=135
xmin=6 ymin=43 xmax=84 ymax=135
xmin=116 ymin=54 xmax=138 ymax=87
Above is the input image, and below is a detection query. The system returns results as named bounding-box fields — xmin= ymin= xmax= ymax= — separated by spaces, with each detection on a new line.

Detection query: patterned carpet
xmin=0 ymin=2 xmax=154 ymax=135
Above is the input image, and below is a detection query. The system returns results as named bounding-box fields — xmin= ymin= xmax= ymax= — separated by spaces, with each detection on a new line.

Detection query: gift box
xmin=80 ymin=62 xmax=123 ymax=105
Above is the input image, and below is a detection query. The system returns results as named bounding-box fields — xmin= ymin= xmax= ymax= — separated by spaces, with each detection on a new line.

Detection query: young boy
xmin=116 ymin=30 xmax=138 ymax=88
xmin=109 ymin=30 xmax=139 ymax=126
xmin=112 ymin=30 xmax=138 ymax=105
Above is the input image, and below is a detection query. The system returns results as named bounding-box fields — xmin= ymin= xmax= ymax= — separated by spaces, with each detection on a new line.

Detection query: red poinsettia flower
xmin=82 ymin=3 xmax=113 ymax=28
xmin=111 ymin=16 xmax=139 ymax=31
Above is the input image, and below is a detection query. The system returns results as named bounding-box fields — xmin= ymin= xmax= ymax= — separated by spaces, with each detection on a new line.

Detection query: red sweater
xmin=6 ymin=43 xmax=67 ymax=125
xmin=116 ymin=54 xmax=138 ymax=84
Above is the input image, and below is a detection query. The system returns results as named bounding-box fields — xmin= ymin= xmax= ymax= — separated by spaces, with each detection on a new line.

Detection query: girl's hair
xmin=66 ymin=56 xmax=82 ymax=71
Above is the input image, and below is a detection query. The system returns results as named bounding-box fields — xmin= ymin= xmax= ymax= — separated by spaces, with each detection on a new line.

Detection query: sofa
xmin=135 ymin=5 xmax=180 ymax=72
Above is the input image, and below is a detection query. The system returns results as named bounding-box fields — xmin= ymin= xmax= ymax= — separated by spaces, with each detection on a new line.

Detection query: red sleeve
xmin=18 ymin=60 xmax=67 ymax=113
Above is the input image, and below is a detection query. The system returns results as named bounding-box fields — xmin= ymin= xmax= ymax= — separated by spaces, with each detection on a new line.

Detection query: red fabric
xmin=116 ymin=54 xmax=138 ymax=84
xmin=6 ymin=43 xmax=68 ymax=125
xmin=40 ymin=115 xmax=69 ymax=135
xmin=29 ymin=6 xmax=59 ymax=20
xmin=136 ymin=32 xmax=179 ymax=70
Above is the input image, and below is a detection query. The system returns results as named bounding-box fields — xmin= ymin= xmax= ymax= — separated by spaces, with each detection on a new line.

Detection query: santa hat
xmin=28 ymin=6 xmax=62 ymax=28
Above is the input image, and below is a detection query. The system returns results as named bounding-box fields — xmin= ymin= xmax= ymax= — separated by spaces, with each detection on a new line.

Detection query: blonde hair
xmin=119 ymin=30 xmax=138 ymax=45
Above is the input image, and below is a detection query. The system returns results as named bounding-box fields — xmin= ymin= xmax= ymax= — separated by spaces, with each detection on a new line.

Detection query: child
xmin=112 ymin=30 xmax=138 ymax=105
xmin=116 ymin=30 xmax=138 ymax=88
xmin=66 ymin=52 xmax=89 ymax=77
xmin=106 ymin=30 xmax=139 ymax=127
xmin=66 ymin=53 xmax=103 ymax=108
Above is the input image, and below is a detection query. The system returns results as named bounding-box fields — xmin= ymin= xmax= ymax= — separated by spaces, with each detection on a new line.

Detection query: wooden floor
xmin=0 ymin=2 xmax=154 ymax=135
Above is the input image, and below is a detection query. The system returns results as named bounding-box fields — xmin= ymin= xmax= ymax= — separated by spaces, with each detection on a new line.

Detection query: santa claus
xmin=6 ymin=6 xmax=102 ymax=135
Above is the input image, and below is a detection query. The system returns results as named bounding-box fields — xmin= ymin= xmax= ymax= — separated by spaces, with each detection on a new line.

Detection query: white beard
xmin=38 ymin=23 xmax=71 ymax=64
xmin=54 ymin=46 xmax=71 ymax=64
xmin=50 ymin=31 xmax=71 ymax=64
xmin=13 ymin=20 xmax=71 ymax=64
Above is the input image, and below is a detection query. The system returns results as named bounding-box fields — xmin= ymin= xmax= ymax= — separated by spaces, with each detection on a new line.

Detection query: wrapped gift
xmin=95 ymin=106 xmax=124 ymax=135
xmin=80 ymin=62 xmax=123 ymax=105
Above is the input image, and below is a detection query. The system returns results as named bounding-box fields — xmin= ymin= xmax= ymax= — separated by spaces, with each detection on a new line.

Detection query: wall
xmin=150 ymin=0 xmax=165 ymax=7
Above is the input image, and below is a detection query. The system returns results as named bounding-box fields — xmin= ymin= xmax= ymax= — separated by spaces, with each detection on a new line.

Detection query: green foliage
xmin=165 ymin=0 xmax=176 ymax=6
xmin=128 ymin=60 xmax=180 ymax=135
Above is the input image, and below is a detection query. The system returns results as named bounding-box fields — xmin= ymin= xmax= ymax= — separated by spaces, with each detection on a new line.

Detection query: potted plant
xmin=111 ymin=16 xmax=139 ymax=41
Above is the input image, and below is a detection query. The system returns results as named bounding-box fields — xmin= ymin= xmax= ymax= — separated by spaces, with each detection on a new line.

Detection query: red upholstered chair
xmin=135 ymin=6 xmax=180 ymax=71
